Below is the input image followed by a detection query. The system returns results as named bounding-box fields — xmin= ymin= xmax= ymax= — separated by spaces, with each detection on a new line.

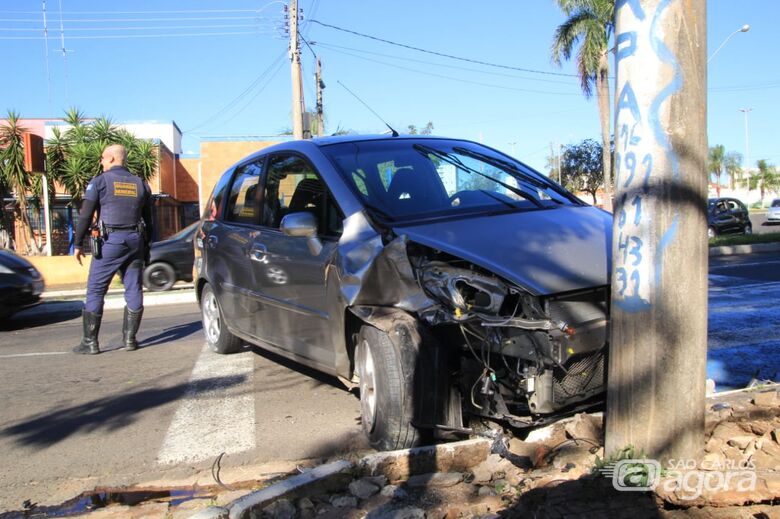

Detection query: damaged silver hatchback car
xmin=195 ymin=135 xmax=611 ymax=450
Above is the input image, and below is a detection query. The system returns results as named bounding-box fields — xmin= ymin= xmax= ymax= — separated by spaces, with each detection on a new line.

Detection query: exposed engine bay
xmin=409 ymin=246 xmax=608 ymax=428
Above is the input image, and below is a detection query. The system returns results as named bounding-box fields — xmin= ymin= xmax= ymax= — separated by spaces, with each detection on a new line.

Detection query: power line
xmin=315 ymin=41 xmax=577 ymax=86
xmin=0 ymin=8 xmax=266 ymax=14
xmin=318 ymin=44 xmax=581 ymax=96
xmin=183 ymin=50 xmax=287 ymax=133
xmin=0 ymin=23 xmax=273 ymax=32
xmin=0 ymin=30 xmax=270 ymax=40
xmin=308 ymin=19 xmax=578 ymax=78
xmin=0 ymin=15 xmax=273 ymax=22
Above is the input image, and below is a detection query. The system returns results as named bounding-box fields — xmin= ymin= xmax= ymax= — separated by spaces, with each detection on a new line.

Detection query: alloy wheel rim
xmin=150 ymin=268 xmax=170 ymax=288
xmin=357 ymin=339 xmax=377 ymax=432
xmin=203 ymin=291 xmax=221 ymax=343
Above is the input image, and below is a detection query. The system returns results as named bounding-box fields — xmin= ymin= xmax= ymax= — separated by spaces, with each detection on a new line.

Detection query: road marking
xmin=0 ymin=352 xmax=69 ymax=358
xmin=157 ymin=343 xmax=255 ymax=465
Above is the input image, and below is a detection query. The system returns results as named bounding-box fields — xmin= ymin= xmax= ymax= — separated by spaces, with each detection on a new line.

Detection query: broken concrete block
xmin=348 ymin=478 xmax=380 ymax=500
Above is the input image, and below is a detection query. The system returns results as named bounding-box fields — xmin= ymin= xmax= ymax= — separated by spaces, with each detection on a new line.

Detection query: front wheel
xmin=201 ymin=283 xmax=242 ymax=354
xmin=355 ymin=325 xmax=419 ymax=450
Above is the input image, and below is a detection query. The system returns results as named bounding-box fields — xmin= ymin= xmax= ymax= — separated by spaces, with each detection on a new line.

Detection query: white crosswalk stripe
xmin=156 ymin=343 xmax=255 ymax=464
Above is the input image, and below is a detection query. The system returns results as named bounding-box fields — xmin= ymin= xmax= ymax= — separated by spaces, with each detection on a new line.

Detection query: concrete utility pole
xmin=315 ymin=56 xmax=324 ymax=137
xmin=738 ymin=108 xmax=752 ymax=174
xmin=289 ymin=0 xmax=305 ymax=139
xmin=606 ymin=0 xmax=708 ymax=465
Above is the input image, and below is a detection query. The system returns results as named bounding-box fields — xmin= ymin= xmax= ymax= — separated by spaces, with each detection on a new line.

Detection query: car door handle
xmin=250 ymin=244 xmax=268 ymax=263
xmin=207 ymin=235 xmax=218 ymax=248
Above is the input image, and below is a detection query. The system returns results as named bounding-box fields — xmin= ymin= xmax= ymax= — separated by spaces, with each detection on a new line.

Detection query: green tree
xmin=0 ymin=111 xmax=41 ymax=254
xmin=560 ymin=138 xmax=604 ymax=204
xmin=551 ymin=0 xmax=615 ymax=210
xmin=748 ymin=159 xmax=779 ymax=205
xmin=708 ymin=144 xmax=725 ymax=197
xmin=725 ymin=151 xmax=743 ymax=191
xmin=45 ymin=109 xmax=158 ymax=203
xmin=406 ymin=121 xmax=434 ymax=135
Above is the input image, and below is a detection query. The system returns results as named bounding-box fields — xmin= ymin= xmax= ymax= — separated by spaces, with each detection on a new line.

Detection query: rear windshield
xmin=321 ymin=139 xmax=581 ymax=223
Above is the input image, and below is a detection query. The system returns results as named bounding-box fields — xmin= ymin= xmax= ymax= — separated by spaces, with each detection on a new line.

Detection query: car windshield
xmin=772 ymin=199 xmax=780 ymax=208
xmin=321 ymin=139 xmax=581 ymax=223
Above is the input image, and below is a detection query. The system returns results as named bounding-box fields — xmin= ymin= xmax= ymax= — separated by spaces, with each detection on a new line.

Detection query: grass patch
xmin=710 ymin=232 xmax=780 ymax=247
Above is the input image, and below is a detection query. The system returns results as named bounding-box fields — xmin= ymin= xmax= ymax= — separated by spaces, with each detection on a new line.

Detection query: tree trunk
xmin=607 ymin=0 xmax=707 ymax=466
xmin=597 ymin=54 xmax=612 ymax=211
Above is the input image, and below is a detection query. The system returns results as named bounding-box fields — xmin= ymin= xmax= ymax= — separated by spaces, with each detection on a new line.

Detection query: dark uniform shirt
xmin=74 ymin=166 xmax=153 ymax=246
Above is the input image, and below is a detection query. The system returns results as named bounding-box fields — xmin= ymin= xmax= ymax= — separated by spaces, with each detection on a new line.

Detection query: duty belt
xmin=105 ymin=225 xmax=140 ymax=233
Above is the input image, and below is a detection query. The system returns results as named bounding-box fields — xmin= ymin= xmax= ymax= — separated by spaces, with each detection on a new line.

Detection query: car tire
xmin=707 ymin=226 xmax=716 ymax=239
xmin=143 ymin=262 xmax=176 ymax=291
xmin=744 ymin=224 xmax=753 ymax=235
xmin=356 ymin=325 xmax=419 ymax=450
xmin=201 ymin=283 xmax=242 ymax=354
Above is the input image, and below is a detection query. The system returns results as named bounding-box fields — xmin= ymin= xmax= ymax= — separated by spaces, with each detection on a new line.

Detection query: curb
xmin=709 ymin=241 xmax=780 ymax=257
xmin=33 ymin=285 xmax=197 ymax=314
xmin=195 ymin=438 xmax=493 ymax=519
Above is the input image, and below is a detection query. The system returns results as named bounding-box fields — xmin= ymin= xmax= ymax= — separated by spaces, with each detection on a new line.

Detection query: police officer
xmin=73 ymin=144 xmax=153 ymax=354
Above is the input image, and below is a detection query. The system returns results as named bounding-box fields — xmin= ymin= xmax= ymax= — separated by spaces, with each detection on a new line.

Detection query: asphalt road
xmin=0 ymin=302 xmax=366 ymax=513
xmin=0 ymin=250 xmax=778 ymax=513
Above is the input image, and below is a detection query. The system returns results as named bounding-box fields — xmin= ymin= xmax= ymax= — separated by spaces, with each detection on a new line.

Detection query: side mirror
xmin=281 ymin=212 xmax=323 ymax=256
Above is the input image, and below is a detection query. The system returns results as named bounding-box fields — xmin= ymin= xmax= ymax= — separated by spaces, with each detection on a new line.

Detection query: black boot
xmin=123 ymin=306 xmax=143 ymax=351
xmin=73 ymin=310 xmax=101 ymax=355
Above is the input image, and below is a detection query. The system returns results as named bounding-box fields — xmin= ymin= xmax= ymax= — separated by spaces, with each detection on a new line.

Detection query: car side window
xmin=225 ymin=161 xmax=264 ymax=225
xmin=263 ymin=154 xmax=344 ymax=238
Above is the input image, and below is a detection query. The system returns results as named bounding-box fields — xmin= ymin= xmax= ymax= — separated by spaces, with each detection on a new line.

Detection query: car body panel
xmin=396 ymin=206 xmax=612 ymax=296
xmin=0 ymin=249 xmax=45 ymax=318
xmin=767 ymin=199 xmax=780 ymax=222
xmin=145 ymin=222 xmax=198 ymax=286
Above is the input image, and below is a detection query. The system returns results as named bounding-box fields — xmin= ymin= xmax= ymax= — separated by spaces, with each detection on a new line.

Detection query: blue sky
xmin=1 ymin=1 xmax=777 ymax=173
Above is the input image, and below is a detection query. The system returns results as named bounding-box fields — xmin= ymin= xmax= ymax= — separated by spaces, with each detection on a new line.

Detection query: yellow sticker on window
xmin=114 ymin=182 xmax=138 ymax=197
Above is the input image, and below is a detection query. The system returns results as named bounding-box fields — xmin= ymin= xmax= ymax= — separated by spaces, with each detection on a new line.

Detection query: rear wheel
xmin=143 ymin=262 xmax=176 ymax=291
xmin=201 ymin=283 xmax=242 ymax=354
xmin=355 ymin=325 xmax=419 ymax=450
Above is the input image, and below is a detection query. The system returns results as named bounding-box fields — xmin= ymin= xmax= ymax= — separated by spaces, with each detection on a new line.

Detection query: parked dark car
xmin=0 ymin=248 xmax=45 ymax=320
xmin=707 ymin=197 xmax=752 ymax=238
xmin=195 ymin=135 xmax=611 ymax=450
xmin=143 ymin=222 xmax=198 ymax=291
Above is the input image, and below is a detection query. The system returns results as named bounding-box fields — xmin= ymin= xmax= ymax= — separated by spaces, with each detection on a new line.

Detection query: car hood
xmin=394 ymin=206 xmax=612 ymax=295
xmin=0 ymin=249 xmax=36 ymax=270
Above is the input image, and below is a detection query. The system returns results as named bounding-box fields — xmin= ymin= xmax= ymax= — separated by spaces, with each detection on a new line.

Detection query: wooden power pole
xmin=315 ymin=56 xmax=324 ymax=137
xmin=289 ymin=0 xmax=305 ymax=140
xmin=606 ymin=0 xmax=708 ymax=465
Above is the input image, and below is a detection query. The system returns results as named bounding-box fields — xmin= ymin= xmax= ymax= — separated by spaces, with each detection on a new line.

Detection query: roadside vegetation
xmin=710 ymin=232 xmax=780 ymax=247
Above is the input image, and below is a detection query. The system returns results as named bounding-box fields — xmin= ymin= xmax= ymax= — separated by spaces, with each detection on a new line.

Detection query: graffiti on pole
xmin=613 ymin=0 xmax=681 ymax=313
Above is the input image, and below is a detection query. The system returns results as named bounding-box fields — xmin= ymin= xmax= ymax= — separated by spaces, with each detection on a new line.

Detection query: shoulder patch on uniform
xmin=113 ymin=181 xmax=138 ymax=197
xmin=86 ymin=182 xmax=94 ymax=191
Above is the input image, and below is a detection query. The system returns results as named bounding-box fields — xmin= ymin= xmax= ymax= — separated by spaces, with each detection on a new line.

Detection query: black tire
xmin=355 ymin=325 xmax=419 ymax=450
xmin=201 ymin=283 xmax=242 ymax=354
xmin=143 ymin=262 xmax=176 ymax=291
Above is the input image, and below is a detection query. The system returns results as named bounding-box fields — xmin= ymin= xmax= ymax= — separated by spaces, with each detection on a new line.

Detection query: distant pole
xmin=289 ymin=0 xmax=304 ymax=139
xmin=315 ymin=56 xmax=324 ymax=137
xmin=738 ymin=108 xmax=752 ymax=174
xmin=607 ymin=0 xmax=708 ymax=465
xmin=42 ymin=175 xmax=52 ymax=256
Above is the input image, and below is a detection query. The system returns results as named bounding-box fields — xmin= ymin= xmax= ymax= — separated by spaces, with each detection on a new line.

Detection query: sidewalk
xmin=42 ymin=282 xmax=197 ymax=310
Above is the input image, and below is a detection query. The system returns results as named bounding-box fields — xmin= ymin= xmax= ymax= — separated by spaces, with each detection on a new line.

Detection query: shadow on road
xmin=248 ymin=344 xmax=357 ymax=396
xmin=0 ymin=374 xmax=246 ymax=447
xmin=138 ymin=321 xmax=203 ymax=348
xmin=0 ymin=301 xmax=82 ymax=331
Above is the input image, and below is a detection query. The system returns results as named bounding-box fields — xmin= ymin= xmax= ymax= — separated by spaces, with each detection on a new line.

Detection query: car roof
xmin=309 ymin=133 xmax=461 ymax=147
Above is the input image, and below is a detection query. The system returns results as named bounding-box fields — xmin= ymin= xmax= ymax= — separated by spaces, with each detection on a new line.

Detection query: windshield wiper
xmin=453 ymin=146 xmax=581 ymax=204
xmin=413 ymin=144 xmax=541 ymax=207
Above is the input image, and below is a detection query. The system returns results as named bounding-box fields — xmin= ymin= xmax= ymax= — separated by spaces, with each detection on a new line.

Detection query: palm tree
xmin=725 ymin=151 xmax=743 ymax=191
xmin=551 ymin=0 xmax=615 ymax=210
xmin=708 ymin=145 xmax=725 ymax=197
xmin=749 ymin=159 xmax=779 ymax=206
xmin=0 ymin=111 xmax=41 ymax=254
